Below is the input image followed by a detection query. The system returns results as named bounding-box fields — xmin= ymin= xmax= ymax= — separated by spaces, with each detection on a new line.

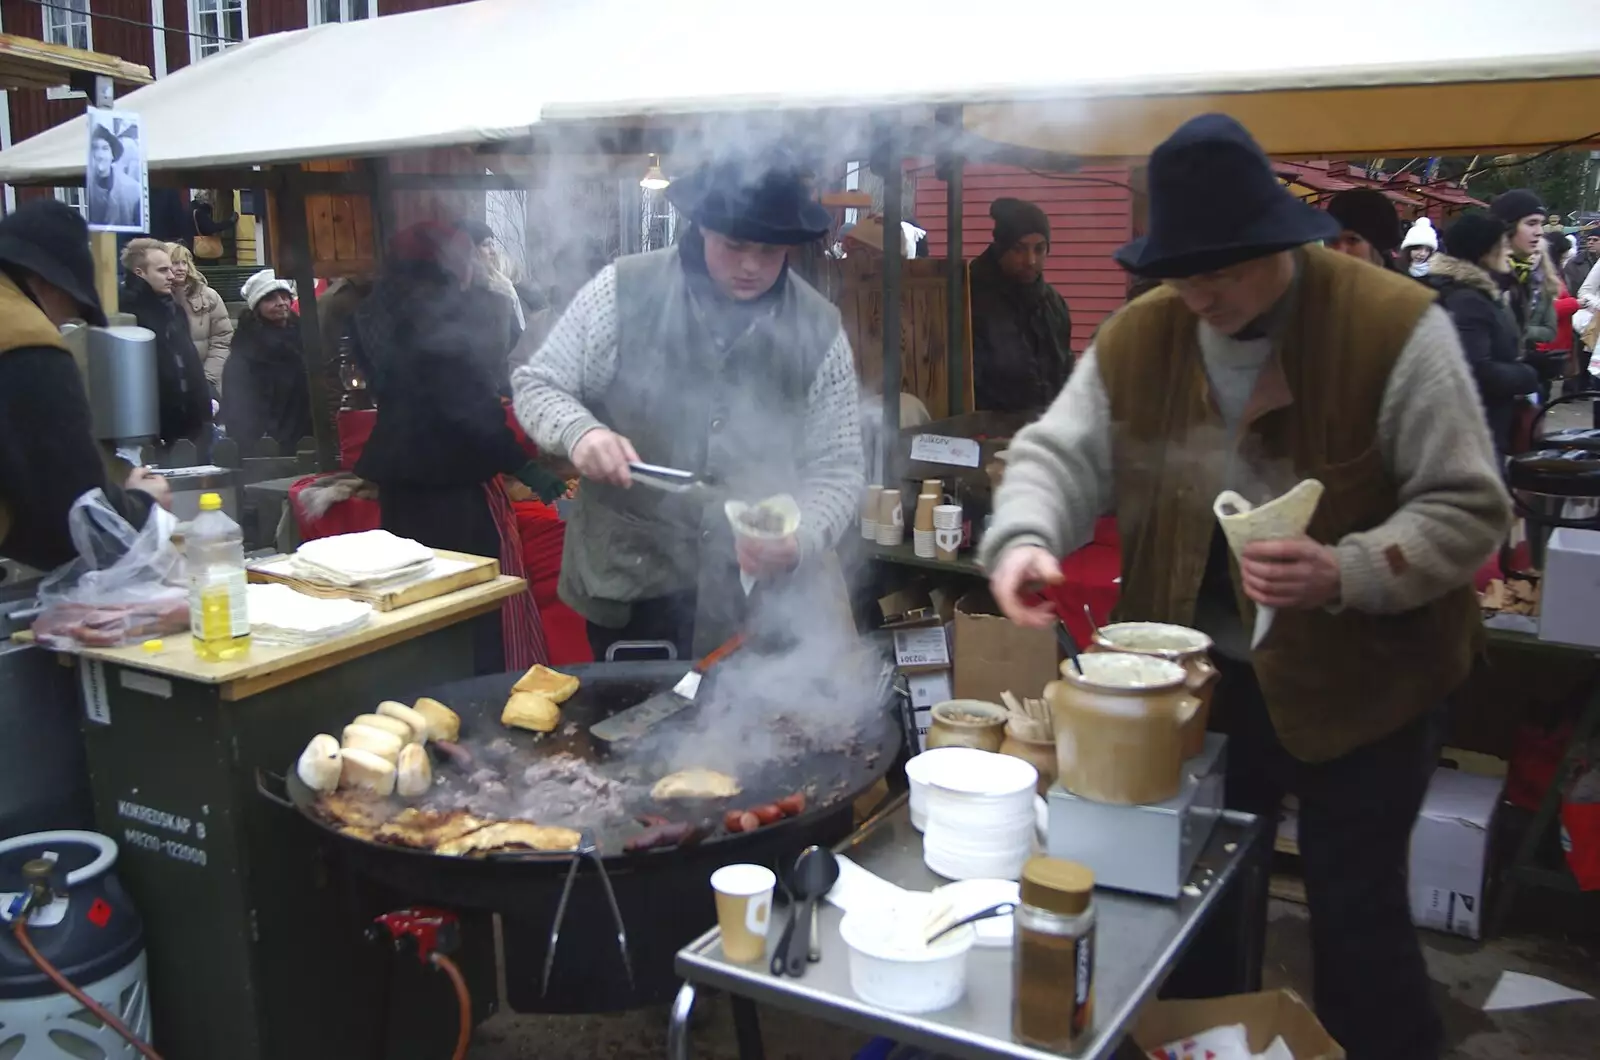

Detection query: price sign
xmin=909 ymin=434 xmax=981 ymax=468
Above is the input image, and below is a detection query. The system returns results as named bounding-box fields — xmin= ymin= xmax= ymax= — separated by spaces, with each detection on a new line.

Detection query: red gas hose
xmin=12 ymin=918 xmax=164 ymax=1060
xmin=430 ymin=951 xmax=472 ymax=1060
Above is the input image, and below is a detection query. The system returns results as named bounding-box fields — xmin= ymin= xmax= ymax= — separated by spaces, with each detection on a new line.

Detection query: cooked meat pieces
xmin=435 ymin=820 xmax=581 ymax=856
xmin=519 ymin=753 xmax=628 ymax=823
xmin=738 ymin=506 xmax=785 ymax=534
xmin=651 ymin=768 xmax=741 ymax=800
xmin=374 ymin=808 xmax=489 ymax=849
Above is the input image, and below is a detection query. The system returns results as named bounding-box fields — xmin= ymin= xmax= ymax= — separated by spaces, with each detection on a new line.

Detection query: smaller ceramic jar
xmin=926 ymin=700 xmax=1007 ymax=753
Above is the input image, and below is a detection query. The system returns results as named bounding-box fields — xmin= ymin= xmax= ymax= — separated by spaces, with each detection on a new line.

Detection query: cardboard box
xmin=1409 ymin=767 xmax=1503 ymax=940
xmin=886 ymin=617 xmax=954 ymax=752
xmin=1134 ymin=990 xmax=1344 ymax=1060
xmin=1538 ymin=527 xmax=1600 ymax=648
xmin=951 ymin=588 xmax=1059 ymax=705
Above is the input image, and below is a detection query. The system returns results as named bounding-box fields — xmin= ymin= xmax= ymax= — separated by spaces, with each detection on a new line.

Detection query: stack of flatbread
xmin=247 ymin=583 xmax=373 ymax=646
xmin=290 ymin=530 xmax=435 ymax=588
xmin=501 ymin=664 xmax=579 ymax=733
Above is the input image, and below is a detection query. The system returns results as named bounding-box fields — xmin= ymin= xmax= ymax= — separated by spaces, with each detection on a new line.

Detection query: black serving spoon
xmin=1055 ymin=620 xmax=1085 ymax=676
xmin=773 ymin=846 xmax=840 ymax=977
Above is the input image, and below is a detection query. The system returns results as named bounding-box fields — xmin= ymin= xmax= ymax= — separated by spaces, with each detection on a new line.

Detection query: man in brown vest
xmin=0 ymin=201 xmax=169 ymax=570
xmin=983 ymin=115 xmax=1510 ymax=1060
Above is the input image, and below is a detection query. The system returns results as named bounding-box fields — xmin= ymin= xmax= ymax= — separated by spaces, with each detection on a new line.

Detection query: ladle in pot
xmin=1055 ymin=621 xmax=1084 ymax=676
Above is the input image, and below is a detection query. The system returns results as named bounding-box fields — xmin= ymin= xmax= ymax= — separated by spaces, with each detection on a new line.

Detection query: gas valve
xmin=366 ymin=907 xmax=460 ymax=964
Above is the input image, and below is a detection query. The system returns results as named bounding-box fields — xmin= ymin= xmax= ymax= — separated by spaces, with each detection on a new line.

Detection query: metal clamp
xmin=542 ymin=831 xmax=634 ymax=997
xmin=254 ymin=768 xmax=295 ymax=811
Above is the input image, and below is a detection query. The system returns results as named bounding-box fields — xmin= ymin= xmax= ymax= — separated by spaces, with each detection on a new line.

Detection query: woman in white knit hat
xmin=1400 ymin=217 xmax=1439 ymax=278
xmin=222 ymin=269 xmax=312 ymax=453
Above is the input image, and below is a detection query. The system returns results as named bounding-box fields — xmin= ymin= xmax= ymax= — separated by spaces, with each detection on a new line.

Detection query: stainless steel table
xmin=669 ymin=800 xmax=1268 ymax=1060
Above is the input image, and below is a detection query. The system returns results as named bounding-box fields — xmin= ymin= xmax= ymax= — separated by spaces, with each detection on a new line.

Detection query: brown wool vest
xmin=1095 ymin=246 xmax=1482 ymax=763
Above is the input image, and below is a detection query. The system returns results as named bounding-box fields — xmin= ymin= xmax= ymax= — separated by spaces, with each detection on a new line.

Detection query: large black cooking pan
xmin=256 ymin=654 xmax=905 ymax=1011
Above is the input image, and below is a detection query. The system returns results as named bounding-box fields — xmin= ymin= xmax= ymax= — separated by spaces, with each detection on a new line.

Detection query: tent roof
xmin=1 ymin=0 xmax=1597 ymax=183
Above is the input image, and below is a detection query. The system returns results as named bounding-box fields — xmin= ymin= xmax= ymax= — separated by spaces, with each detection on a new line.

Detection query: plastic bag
xmin=33 ymin=490 xmax=189 ymax=650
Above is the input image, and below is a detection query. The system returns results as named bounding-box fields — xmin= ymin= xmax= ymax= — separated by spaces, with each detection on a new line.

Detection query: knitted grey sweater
xmin=979 ymin=303 xmax=1512 ymax=617
xmin=510 ymin=264 xmax=865 ymax=561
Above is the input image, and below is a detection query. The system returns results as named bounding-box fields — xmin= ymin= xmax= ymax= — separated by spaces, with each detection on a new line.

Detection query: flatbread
xmin=651 ymin=768 xmax=742 ymax=800
xmin=502 ymin=691 xmax=561 ymax=733
xmin=435 ymin=820 xmax=581 ymax=856
xmin=511 ymin=664 xmax=580 ymax=703
xmin=373 ymin=809 xmax=488 ymax=850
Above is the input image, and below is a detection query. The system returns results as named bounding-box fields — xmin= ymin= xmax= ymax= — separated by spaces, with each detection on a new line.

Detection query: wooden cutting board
xmin=246 ymin=549 xmax=500 ymax=611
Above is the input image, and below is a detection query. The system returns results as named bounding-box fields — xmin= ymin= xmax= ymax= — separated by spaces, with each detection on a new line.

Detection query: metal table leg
xmin=667 ymin=983 xmax=696 ymax=1060
xmin=731 ymin=994 xmax=766 ymax=1060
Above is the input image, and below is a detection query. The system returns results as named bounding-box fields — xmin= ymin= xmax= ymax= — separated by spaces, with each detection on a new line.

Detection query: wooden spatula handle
xmin=694 ymin=633 xmax=745 ymax=673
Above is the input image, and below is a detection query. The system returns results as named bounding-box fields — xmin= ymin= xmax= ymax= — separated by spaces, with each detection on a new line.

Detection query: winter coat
xmin=969 ymin=246 xmax=1075 ymax=413
xmin=119 ymin=277 xmax=212 ymax=448
xmin=350 ymin=271 xmax=527 ymax=489
xmin=221 ymin=313 xmax=313 ymax=455
xmin=1564 ymin=250 xmax=1598 ymax=298
xmin=1501 ymin=255 xmax=1558 ymax=349
xmin=1426 ymin=254 xmax=1538 ymax=458
xmin=178 ymin=282 xmax=234 ymax=396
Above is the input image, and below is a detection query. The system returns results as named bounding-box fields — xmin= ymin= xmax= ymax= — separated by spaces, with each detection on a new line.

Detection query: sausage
xmin=624 ymin=820 xmax=700 ymax=853
xmin=737 ymin=812 xmax=761 ymax=833
xmin=431 ymin=740 xmax=475 ymax=771
xmin=776 ymin=793 xmax=807 ymax=817
xmin=724 ymin=810 xmax=747 ymax=833
xmin=636 ymin=813 xmax=671 ymax=829
xmin=751 ymin=804 xmax=783 ymax=825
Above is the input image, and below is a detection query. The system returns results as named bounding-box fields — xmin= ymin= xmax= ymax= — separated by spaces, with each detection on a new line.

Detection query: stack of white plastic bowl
xmin=919 ymin=749 xmax=1041 ymax=880
xmin=904 ymin=746 xmax=997 ymax=831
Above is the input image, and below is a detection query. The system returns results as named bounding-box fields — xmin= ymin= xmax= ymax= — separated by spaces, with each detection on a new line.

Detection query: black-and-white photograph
xmin=85 ymin=107 xmax=148 ymax=232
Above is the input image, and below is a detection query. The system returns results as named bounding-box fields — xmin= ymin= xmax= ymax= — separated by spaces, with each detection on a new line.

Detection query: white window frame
xmin=308 ymin=0 xmax=372 ymax=24
xmin=189 ymin=0 xmax=248 ymax=64
xmin=44 ymin=0 xmax=93 ymax=100
xmin=55 ymin=187 xmax=87 ymax=217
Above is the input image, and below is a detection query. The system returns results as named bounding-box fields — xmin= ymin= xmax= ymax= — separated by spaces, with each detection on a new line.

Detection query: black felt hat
xmin=0 ymin=200 xmax=107 ymax=326
xmin=1442 ymin=211 xmax=1507 ymax=265
xmin=666 ymin=150 xmax=832 ymax=246
xmin=1114 ymin=114 xmax=1341 ymax=279
xmin=1327 ymin=188 xmax=1402 ymax=254
xmin=90 ymin=122 xmax=124 ymax=162
xmin=991 ymin=197 xmax=1050 ymax=249
xmin=1489 ymin=188 xmax=1546 ymax=227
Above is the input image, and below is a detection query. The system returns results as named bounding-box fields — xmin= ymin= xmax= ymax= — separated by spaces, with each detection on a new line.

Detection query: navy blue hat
xmin=1115 ymin=114 xmax=1341 ymax=278
xmin=0 ymin=200 xmax=107 ymax=326
xmin=667 ymin=150 xmax=832 ymax=246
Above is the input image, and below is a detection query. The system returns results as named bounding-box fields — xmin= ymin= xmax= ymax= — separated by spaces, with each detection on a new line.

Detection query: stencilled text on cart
xmin=117 ymin=800 xmax=209 ymax=866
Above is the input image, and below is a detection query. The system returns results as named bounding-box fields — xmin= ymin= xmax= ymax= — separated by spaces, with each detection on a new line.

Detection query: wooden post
xmin=275 ymin=174 xmax=338 ymax=471
xmin=87 ymin=74 xmax=119 ymax=315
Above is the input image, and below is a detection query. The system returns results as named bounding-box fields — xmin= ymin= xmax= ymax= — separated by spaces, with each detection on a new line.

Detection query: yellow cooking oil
xmin=188 ymin=493 xmax=251 ymax=661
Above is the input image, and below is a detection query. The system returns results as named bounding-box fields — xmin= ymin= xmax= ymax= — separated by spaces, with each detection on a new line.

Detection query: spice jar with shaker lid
xmin=1013 ymin=856 xmax=1095 ymax=1049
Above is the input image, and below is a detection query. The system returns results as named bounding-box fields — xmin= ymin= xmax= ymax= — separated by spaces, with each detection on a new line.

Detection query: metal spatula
xmin=589 ymin=633 xmax=745 ymax=743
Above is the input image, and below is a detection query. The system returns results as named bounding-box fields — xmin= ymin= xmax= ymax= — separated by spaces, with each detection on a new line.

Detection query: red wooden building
xmin=915 ymin=163 xmax=1135 ymax=353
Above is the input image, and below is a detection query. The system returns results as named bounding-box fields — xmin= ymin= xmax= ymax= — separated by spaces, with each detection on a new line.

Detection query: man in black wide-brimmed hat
xmin=982 ymin=114 xmax=1512 ymax=1060
xmin=512 ymin=150 xmax=864 ymax=658
xmin=0 ymin=201 xmax=170 ymax=569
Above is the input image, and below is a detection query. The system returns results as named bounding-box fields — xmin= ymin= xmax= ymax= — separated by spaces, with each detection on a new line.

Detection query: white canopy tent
xmin=0 ymin=0 xmax=1597 ymax=183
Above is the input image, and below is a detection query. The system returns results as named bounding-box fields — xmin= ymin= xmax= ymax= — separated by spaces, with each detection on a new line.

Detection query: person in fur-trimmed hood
xmin=1424 ymin=213 xmax=1538 ymax=459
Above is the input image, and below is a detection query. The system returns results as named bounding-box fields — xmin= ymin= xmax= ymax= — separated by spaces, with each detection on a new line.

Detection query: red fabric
xmin=337 ymin=409 xmax=378 ymax=472
xmin=1562 ymin=795 xmax=1600 ymax=890
xmin=1537 ymin=290 xmax=1579 ymax=359
xmin=1044 ymin=517 xmax=1122 ymax=645
xmin=1507 ymin=721 xmax=1573 ymax=812
xmin=288 ymin=474 xmax=381 ymax=541
xmin=484 ymin=478 xmax=547 ymax=671
xmin=513 ymin=499 xmax=592 ymax=665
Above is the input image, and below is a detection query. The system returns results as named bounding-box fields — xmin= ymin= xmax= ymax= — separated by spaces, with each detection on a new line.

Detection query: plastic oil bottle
xmin=188 ymin=492 xmax=251 ymax=661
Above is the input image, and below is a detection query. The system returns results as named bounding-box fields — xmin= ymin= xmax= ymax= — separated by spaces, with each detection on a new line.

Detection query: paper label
xmin=79 ymin=659 xmax=111 ymax=725
xmin=905 ymin=669 xmax=953 ymax=708
xmin=909 ymin=434 xmax=981 ymax=468
xmin=893 ymin=627 xmax=950 ymax=667
xmin=120 ymin=670 xmax=172 ymax=698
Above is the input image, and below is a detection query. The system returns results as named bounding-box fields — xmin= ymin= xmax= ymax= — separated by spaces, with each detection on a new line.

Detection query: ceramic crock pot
xmin=1090 ymin=622 xmax=1218 ymax=760
xmin=998 ymin=726 xmax=1057 ymax=794
xmin=926 ymin=700 xmax=1008 ymax=753
xmin=1046 ymin=653 xmax=1199 ymax=806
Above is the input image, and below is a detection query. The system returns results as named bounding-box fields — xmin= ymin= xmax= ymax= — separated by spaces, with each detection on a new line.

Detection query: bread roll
xmin=395 ymin=743 xmax=433 ymax=798
xmin=342 ymin=723 xmax=403 ymax=763
xmin=511 ymin=665 xmax=579 ymax=704
xmin=501 ymin=691 xmax=560 ymax=733
xmin=338 ymin=747 xmax=397 ymax=796
xmin=411 ymin=697 xmax=461 ymax=742
xmin=296 ymin=734 xmax=342 ymax=793
xmin=377 ymin=701 xmax=432 ymax=742
xmin=351 ymin=713 xmax=417 ymax=743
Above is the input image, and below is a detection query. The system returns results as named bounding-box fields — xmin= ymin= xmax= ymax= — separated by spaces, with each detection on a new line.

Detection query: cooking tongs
xmin=628 ymin=462 xmax=721 ymax=496
xmin=543 ymin=830 xmax=633 ymax=997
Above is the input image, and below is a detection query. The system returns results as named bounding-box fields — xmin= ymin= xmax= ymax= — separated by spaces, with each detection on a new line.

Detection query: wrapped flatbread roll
xmin=1213 ymin=480 xmax=1325 ymax=649
xmin=297 ymin=734 xmax=342 ymax=793
xmin=339 ymin=747 xmax=397 ymax=796
xmin=377 ymin=700 xmax=433 ymax=742
xmin=411 ymin=697 xmax=461 ymax=742
xmin=342 ymin=723 xmax=404 ymax=763
xmin=395 ymin=743 xmax=433 ymax=798
xmin=725 ymin=494 xmax=802 ymax=594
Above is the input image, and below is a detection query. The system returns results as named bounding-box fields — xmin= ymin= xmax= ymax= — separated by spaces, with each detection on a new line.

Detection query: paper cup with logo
xmin=914 ymin=528 xmax=937 ymax=558
xmin=862 ymin=485 xmax=884 ymax=540
xmin=1213 ymin=479 xmax=1324 ymax=648
xmin=935 ymin=526 xmax=962 ymax=561
xmin=711 ymin=864 xmax=776 ymax=962
xmin=877 ymin=489 xmax=904 ymax=545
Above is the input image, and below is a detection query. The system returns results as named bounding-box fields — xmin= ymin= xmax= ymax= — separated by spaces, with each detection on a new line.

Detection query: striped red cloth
xmin=484 ymin=477 xmax=548 ymax=671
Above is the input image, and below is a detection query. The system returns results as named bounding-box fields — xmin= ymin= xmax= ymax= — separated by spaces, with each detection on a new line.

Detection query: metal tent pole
xmin=879 ymin=125 xmax=903 ymax=484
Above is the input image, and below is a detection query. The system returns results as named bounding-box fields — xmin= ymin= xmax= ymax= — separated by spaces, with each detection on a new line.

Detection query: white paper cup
xmin=933 ymin=504 xmax=962 ymax=530
xmin=711 ymin=864 xmax=776 ymax=963
xmin=913 ymin=528 xmax=936 ymax=558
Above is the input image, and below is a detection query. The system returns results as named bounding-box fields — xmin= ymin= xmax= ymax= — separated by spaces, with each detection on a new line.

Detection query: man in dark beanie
xmin=513 ymin=149 xmax=864 ymax=659
xmin=1326 ymin=187 xmax=1401 ymax=268
xmin=970 ymin=196 xmax=1074 ymax=412
xmin=984 ymin=114 xmax=1509 ymax=1060
xmin=1489 ymin=187 xmax=1557 ymax=349
xmin=0 ymin=201 xmax=169 ymax=569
